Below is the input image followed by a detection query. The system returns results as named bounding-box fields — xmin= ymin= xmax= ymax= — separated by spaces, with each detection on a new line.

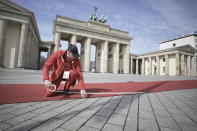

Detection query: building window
xmin=173 ymin=43 xmax=176 ymax=47
xmin=163 ymin=58 xmax=165 ymax=62
xmin=108 ymin=54 xmax=113 ymax=58
xmin=119 ymin=48 xmax=122 ymax=53
xmin=97 ymin=53 xmax=100 ymax=57
xmin=109 ymin=47 xmax=112 ymax=52
xmin=98 ymin=45 xmax=100 ymax=50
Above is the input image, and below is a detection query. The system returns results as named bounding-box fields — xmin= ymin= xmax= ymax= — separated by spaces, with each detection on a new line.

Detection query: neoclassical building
xmin=0 ymin=0 xmax=52 ymax=69
xmin=131 ymin=45 xmax=197 ymax=76
xmin=53 ymin=16 xmax=132 ymax=74
xmin=0 ymin=0 xmax=196 ymax=76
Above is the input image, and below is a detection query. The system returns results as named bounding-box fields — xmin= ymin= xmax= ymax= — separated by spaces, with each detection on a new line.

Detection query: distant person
xmin=42 ymin=44 xmax=87 ymax=98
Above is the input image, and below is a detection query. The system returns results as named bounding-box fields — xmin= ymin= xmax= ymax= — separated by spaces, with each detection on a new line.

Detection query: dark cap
xmin=67 ymin=44 xmax=80 ymax=58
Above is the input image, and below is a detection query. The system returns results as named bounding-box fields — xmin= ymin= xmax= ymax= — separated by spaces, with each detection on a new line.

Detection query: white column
xmin=0 ymin=19 xmax=7 ymax=66
xmin=181 ymin=54 xmax=185 ymax=75
xmin=165 ymin=54 xmax=169 ymax=75
xmin=187 ymin=56 xmax=191 ymax=76
xmin=123 ymin=45 xmax=130 ymax=74
xmin=149 ymin=57 xmax=152 ymax=75
xmin=101 ymin=41 xmax=108 ymax=73
xmin=113 ymin=43 xmax=119 ymax=73
xmin=84 ymin=37 xmax=91 ymax=72
xmin=176 ymin=53 xmax=180 ymax=75
xmin=136 ymin=59 xmax=138 ymax=75
xmin=156 ymin=56 xmax=160 ymax=75
xmin=70 ymin=34 xmax=77 ymax=45
xmin=54 ymin=32 xmax=61 ymax=52
xmin=141 ymin=58 xmax=145 ymax=75
xmin=33 ymin=44 xmax=36 ymax=69
xmin=17 ymin=23 xmax=28 ymax=68
xmin=130 ymin=57 xmax=133 ymax=74
xmin=191 ymin=56 xmax=196 ymax=76
xmin=47 ymin=47 xmax=51 ymax=59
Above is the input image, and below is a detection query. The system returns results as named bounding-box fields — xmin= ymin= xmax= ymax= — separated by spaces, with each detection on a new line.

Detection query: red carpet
xmin=0 ymin=80 xmax=197 ymax=104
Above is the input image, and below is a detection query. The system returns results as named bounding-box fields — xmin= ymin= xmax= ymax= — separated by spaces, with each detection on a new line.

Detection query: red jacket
xmin=43 ymin=50 xmax=85 ymax=90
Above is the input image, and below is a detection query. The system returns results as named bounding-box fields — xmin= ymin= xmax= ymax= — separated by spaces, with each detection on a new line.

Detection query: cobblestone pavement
xmin=0 ymin=88 xmax=197 ymax=131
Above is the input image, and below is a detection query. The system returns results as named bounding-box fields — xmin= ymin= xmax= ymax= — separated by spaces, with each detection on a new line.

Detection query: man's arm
xmin=42 ymin=51 xmax=59 ymax=81
xmin=75 ymin=59 xmax=85 ymax=90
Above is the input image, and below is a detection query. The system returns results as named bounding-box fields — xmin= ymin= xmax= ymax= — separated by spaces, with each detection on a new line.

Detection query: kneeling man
xmin=42 ymin=44 xmax=87 ymax=98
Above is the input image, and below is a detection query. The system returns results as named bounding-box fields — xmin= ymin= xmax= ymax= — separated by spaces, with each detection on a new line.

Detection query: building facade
xmin=53 ymin=16 xmax=132 ymax=74
xmin=0 ymin=0 xmax=196 ymax=76
xmin=159 ymin=34 xmax=197 ymax=50
xmin=131 ymin=45 xmax=197 ymax=76
xmin=0 ymin=0 xmax=52 ymax=69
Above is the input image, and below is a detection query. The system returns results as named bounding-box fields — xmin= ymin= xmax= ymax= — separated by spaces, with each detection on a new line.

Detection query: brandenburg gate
xmin=53 ymin=16 xmax=132 ymax=74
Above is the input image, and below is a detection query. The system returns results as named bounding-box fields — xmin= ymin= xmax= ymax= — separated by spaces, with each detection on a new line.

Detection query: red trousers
xmin=45 ymin=70 xmax=78 ymax=97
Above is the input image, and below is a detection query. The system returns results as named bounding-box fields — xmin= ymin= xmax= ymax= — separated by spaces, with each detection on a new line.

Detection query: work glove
xmin=80 ymin=90 xmax=87 ymax=99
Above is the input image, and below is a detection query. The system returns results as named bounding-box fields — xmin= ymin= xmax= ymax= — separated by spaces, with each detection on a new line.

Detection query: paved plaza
xmin=0 ymin=89 xmax=197 ymax=131
xmin=0 ymin=69 xmax=197 ymax=131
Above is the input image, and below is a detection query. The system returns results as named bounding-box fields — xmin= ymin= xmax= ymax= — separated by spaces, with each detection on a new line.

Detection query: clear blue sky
xmin=12 ymin=0 xmax=197 ymax=60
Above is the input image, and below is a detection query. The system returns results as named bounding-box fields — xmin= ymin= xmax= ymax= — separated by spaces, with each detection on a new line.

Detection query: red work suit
xmin=42 ymin=50 xmax=85 ymax=96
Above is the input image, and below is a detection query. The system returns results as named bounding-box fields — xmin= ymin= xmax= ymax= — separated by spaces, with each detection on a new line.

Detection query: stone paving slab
xmin=0 ymin=88 xmax=197 ymax=131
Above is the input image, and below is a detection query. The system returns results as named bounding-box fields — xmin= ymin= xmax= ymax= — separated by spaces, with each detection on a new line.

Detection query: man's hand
xmin=44 ymin=80 xmax=52 ymax=87
xmin=80 ymin=90 xmax=87 ymax=99
xmin=44 ymin=80 xmax=56 ymax=92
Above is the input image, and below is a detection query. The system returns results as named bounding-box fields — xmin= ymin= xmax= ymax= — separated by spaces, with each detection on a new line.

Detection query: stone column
xmin=176 ymin=53 xmax=180 ymax=75
xmin=101 ymin=41 xmax=108 ymax=73
xmin=37 ymin=48 xmax=41 ymax=70
xmin=130 ymin=57 xmax=133 ymax=74
xmin=187 ymin=55 xmax=191 ymax=76
xmin=83 ymin=37 xmax=91 ymax=72
xmin=156 ymin=56 xmax=160 ymax=75
xmin=136 ymin=59 xmax=138 ymax=75
xmin=165 ymin=54 xmax=169 ymax=75
xmin=191 ymin=56 xmax=196 ymax=76
xmin=181 ymin=54 xmax=185 ymax=75
xmin=113 ymin=43 xmax=119 ymax=73
xmin=123 ymin=45 xmax=130 ymax=74
xmin=0 ymin=19 xmax=7 ymax=66
xmin=17 ymin=23 xmax=28 ymax=68
xmin=54 ymin=32 xmax=61 ymax=52
xmin=47 ymin=47 xmax=51 ymax=59
xmin=141 ymin=58 xmax=145 ymax=75
xmin=70 ymin=34 xmax=77 ymax=45
xmin=149 ymin=57 xmax=152 ymax=75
